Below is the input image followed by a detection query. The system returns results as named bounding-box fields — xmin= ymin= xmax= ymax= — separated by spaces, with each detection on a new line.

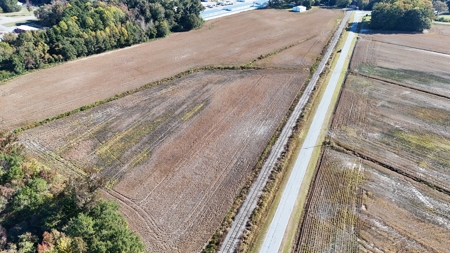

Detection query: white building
xmin=292 ymin=5 xmax=307 ymax=12
xmin=15 ymin=25 xmax=38 ymax=33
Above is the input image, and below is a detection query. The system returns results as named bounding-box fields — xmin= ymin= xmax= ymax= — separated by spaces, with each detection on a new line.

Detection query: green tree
xmin=335 ymin=0 xmax=351 ymax=7
xmin=86 ymin=201 xmax=145 ymax=253
xmin=156 ymin=20 xmax=170 ymax=37
xmin=34 ymin=0 xmax=66 ymax=27
xmin=371 ymin=0 xmax=433 ymax=31
xmin=64 ymin=214 xmax=95 ymax=238
xmin=0 ymin=0 xmax=21 ymax=12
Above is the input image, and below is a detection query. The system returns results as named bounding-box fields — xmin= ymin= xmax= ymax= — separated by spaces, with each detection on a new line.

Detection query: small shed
xmin=14 ymin=25 xmax=38 ymax=33
xmin=292 ymin=5 xmax=306 ymax=12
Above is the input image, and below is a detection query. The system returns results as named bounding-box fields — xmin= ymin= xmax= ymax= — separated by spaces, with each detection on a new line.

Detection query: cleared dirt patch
xmin=0 ymin=8 xmax=341 ymax=131
xmin=21 ymin=69 xmax=308 ymax=252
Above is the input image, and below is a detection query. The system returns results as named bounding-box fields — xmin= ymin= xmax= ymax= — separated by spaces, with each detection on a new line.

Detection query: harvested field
xmin=21 ymin=69 xmax=308 ymax=252
xmin=351 ymin=38 xmax=450 ymax=97
xmin=295 ymin=148 xmax=450 ymax=253
xmin=295 ymin=24 xmax=450 ymax=252
xmin=253 ymin=16 xmax=339 ymax=69
xmin=362 ymin=24 xmax=450 ymax=55
xmin=331 ymin=75 xmax=450 ymax=192
xmin=0 ymin=8 xmax=341 ymax=131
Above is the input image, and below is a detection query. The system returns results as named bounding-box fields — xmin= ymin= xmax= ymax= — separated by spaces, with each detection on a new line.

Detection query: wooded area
xmin=0 ymin=131 xmax=145 ymax=252
xmin=370 ymin=0 xmax=434 ymax=31
xmin=0 ymin=0 xmax=204 ymax=80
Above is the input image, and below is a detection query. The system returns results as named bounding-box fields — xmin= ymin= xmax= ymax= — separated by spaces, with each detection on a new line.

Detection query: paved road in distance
xmin=260 ymin=11 xmax=366 ymax=253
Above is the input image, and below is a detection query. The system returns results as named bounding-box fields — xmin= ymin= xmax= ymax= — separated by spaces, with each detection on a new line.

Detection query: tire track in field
xmin=182 ymin=74 xmax=297 ymax=226
xmin=219 ymin=11 xmax=351 ymax=252
xmin=110 ymin=73 xmax=265 ymax=250
xmin=111 ymin=74 xmax=234 ymax=202
xmin=106 ymin=76 xmax=223 ymax=181
xmin=101 ymin=189 xmax=169 ymax=250
xmin=135 ymin=74 xmax=265 ymax=205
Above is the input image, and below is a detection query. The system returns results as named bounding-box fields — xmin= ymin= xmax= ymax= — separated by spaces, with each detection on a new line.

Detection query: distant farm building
xmin=293 ymin=5 xmax=307 ymax=12
xmin=14 ymin=25 xmax=38 ymax=33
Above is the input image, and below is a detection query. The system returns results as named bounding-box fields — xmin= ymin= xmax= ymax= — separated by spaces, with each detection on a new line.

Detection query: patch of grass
xmin=208 ymin=21 xmax=216 ymax=30
xmin=385 ymin=129 xmax=450 ymax=169
xmin=435 ymin=14 xmax=450 ymax=22
xmin=410 ymin=106 xmax=450 ymax=127
xmin=130 ymin=148 xmax=152 ymax=168
xmin=182 ymin=102 xmax=205 ymax=121
xmin=0 ymin=8 xmax=34 ymax=17
xmin=361 ymin=15 xmax=371 ymax=29
xmin=96 ymin=116 xmax=166 ymax=168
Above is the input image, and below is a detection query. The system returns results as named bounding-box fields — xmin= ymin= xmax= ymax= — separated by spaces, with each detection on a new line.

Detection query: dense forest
xmin=0 ymin=0 xmax=204 ymax=80
xmin=0 ymin=131 xmax=145 ymax=252
xmin=370 ymin=0 xmax=434 ymax=31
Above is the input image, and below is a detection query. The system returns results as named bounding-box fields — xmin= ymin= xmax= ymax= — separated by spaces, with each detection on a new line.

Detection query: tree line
xmin=370 ymin=0 xmax=434 ymax=31
xmin=0 ymin=0 xmax=204 ymax=81
xmin=0 ymin=131 xmax=145 ymax=252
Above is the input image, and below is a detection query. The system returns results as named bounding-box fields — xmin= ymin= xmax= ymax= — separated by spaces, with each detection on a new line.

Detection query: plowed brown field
xmin=21 ymin=69 xmax=308 ymax=252
xmin=351 ymin=37 xmax=450 ymax=97
xmin=365 ymin=24 xmax=450 ymax=55
xmin=295 ymin=24 xmax=450 ymax=252
xmin=12 ymin=7 xmax=344 ymax=252
xmin=296 ymin=148 xmax=450 ymax=253
xmin=0 ymin=8 xmax=341 ymax=131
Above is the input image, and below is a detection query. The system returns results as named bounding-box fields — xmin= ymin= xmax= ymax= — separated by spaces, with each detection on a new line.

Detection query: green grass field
xmin=0 ymin=8 xmax=34 ymax=17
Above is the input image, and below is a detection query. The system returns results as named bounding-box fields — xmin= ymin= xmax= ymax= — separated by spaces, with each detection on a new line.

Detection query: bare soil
xmin=351 ymin=38 xmax=450 ymax=97
xmin=332 ymin=75 xmax=450 ymax=192
xmin=0 ymin=8 xmax=341 ymax=131
xmin=362 ymin=24 xmax=450 ymax=55
xmin=295 ymin=24 xmax=450 ymax=252
xmin=21 ymin=69 xmax=308 ymax=252
xmin=296 ymin=148 xmax=450 ymax=253
xmin=253 ymin=14 xmax=339 ymax=69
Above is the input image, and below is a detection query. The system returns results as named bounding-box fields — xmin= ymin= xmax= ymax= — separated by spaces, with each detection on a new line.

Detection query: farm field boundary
xmin=295 ymin=23 xmax=450 ymax=251
xmin=17 ymin=8 xmax=344 ymax=252
xmin=331 ymin=141 xmax=450 ymax=196
xmin=218 ymin=10 xmax=352 ymax=253
xmin=351 ymin=72 xmax=450 ymax=100
xmin=21 ymin=69 xmax=309 ymax=252
xmin=1 ymin=8 xmax=342 ymax=131
xmin=371 ymin=39 xmax=450 ymax=56
xmin=12 ymin=35 xmax=332 ymax=134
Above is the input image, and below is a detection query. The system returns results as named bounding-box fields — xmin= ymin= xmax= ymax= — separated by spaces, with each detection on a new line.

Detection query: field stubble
xmin=296 ymin=148 xmax=450 ymax=252
xmin=15 ymin=8 xmax=342 ymax=252
xmin=0 ymin=8 xmax=341 ymax=131
xmin=295 ymin=24 xmax=450 ymax=252
xmin=21 ymin=69 xmax=309 ymax=252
